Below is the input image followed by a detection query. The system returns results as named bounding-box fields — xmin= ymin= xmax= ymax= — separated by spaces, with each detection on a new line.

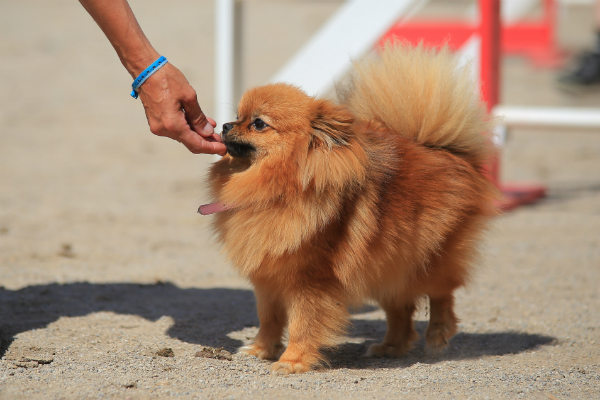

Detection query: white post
xmin=215 ymin=0 xmax=235 ymax=131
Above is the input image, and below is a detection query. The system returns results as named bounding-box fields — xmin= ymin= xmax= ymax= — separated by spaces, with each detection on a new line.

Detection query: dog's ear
xmin=310 ymin=100 xmax=354 ymax=149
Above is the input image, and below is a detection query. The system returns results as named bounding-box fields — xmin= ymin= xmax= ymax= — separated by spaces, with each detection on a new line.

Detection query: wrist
xmin=130 ymin=56 xmax=168 ymax=99
xmin=120 ymin=48 xmax=161 ymax=78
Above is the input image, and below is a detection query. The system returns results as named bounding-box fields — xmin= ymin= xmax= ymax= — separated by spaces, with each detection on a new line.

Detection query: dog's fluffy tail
xmin=339 ymin=43 xmax=495 ymax=168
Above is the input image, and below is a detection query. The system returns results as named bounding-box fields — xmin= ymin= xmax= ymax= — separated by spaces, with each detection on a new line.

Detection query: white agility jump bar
xmin=494 ymin=106 xmax=600 ymax=130
xmin=270 ymin=0 xmax=425 ymax=96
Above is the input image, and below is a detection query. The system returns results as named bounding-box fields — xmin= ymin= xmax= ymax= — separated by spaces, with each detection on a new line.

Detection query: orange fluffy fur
xmin=208 ymin=44 xmax=498 ymax=374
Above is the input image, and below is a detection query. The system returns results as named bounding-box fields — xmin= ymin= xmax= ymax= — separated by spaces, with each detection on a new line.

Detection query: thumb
xmin=181 ymin=91 xmax=214 ymax=137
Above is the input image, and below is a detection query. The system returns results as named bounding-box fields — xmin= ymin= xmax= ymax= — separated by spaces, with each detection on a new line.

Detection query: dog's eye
xmin=251 ymin=118 xmax=267 ymax=131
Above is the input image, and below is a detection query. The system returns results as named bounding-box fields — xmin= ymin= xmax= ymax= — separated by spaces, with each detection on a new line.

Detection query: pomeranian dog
xmin=203 ymin=44 xmax=498 ymax=374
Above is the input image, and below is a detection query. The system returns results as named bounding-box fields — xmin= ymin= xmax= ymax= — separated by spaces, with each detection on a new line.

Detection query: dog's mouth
xmin=224 ymin=138 xmax=256 ymax=158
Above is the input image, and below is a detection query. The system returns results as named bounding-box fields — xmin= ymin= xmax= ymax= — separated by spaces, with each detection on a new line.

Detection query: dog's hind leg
xmin=366 ymin=300 xmax=419 ymax=357
xmin=239 ymin=285 xmax=286 ymax=360
xmin=425 ymin=293 xmax=458 ymax=352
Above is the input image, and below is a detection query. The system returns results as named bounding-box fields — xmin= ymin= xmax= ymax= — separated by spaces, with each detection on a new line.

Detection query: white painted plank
xmin=270 ymin=0 xmax=422 ymax=97
xmin=494 ymin=106 xmax=600 ymax=129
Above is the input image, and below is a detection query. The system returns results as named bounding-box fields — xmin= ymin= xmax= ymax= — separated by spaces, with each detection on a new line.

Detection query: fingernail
xmin=202 ymin=122 xmax=214 ymax=135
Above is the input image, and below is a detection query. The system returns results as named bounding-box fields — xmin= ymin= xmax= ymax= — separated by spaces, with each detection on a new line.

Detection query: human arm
xmin=79 ymin=0 xmax=226 ymax=155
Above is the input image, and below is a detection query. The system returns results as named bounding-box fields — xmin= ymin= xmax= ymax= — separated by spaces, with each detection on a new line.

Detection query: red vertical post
xmin=479 ymin=0 xmax=500 ymax=110
xmin=479 ymin=0 xmax=501 ymax=187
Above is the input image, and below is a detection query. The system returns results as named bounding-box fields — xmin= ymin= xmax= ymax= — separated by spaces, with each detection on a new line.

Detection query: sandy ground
xmin=1 ymin=0 xmax=599 ymax=399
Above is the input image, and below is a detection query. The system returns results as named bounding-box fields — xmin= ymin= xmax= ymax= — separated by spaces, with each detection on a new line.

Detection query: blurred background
xmin=1 ymin=0 xmax=599 ymax=289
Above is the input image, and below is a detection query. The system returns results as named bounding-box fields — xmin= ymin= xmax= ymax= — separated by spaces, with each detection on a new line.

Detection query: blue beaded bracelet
xmin=130 ymin=56 xmax=168 ymax=99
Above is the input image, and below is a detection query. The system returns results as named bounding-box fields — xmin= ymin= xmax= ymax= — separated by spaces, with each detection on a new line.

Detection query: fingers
xmin=146 ymin=105 xmax=225 ymax=154
xmin=207 ymin=117 xmax=217 ymax=128
xmin=138 ymin=64 xmax=227 ymax=155
xmin=165 ymin=110 xmax=225 ymax=154
xmin=181 ymin=90 xmax=215 ymax=138
xmin=179 ymin=127 xmax=227 ymax=155
xmin=211 ymin=132 xmax=223 ymax=143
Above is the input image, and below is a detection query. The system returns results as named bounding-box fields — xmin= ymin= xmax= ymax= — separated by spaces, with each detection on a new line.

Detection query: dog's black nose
xmin=222 ymin=123 xmax=234 ymax=136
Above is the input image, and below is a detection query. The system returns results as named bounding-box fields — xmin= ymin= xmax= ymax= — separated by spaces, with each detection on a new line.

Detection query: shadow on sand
xmin=0 ymin=282 xmax=555 ymax=369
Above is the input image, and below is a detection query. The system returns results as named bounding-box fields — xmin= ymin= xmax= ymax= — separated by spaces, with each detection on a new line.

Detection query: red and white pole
xmin=479 ymin=0 xmax=546 ymax=209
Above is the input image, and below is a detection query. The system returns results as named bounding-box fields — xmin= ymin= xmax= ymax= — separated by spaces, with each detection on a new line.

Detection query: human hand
xmin=137 ymin=63 xmax=227 ymax=155
xmin=78 ymin=0 xmax=224 ymax=154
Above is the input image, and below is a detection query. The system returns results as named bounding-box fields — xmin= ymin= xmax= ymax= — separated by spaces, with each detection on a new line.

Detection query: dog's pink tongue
xmin=197 ymin=202 xmax=234 ymax=215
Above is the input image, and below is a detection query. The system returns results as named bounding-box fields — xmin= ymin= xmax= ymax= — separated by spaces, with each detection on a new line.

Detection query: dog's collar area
xmin=197 ymin=202 xmax=234 ymax=215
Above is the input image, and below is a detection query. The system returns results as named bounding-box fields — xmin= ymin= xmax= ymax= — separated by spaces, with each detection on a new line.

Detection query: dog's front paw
xmin=238 ymin=343 xmax=283 ymax=360
xmin=271 ymin=360 xmax=312 ymax=375
xmin=425 ymin=321 xmax=456 ymax=353
xmin=365 ymin=342 xmax=413 ymax=358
